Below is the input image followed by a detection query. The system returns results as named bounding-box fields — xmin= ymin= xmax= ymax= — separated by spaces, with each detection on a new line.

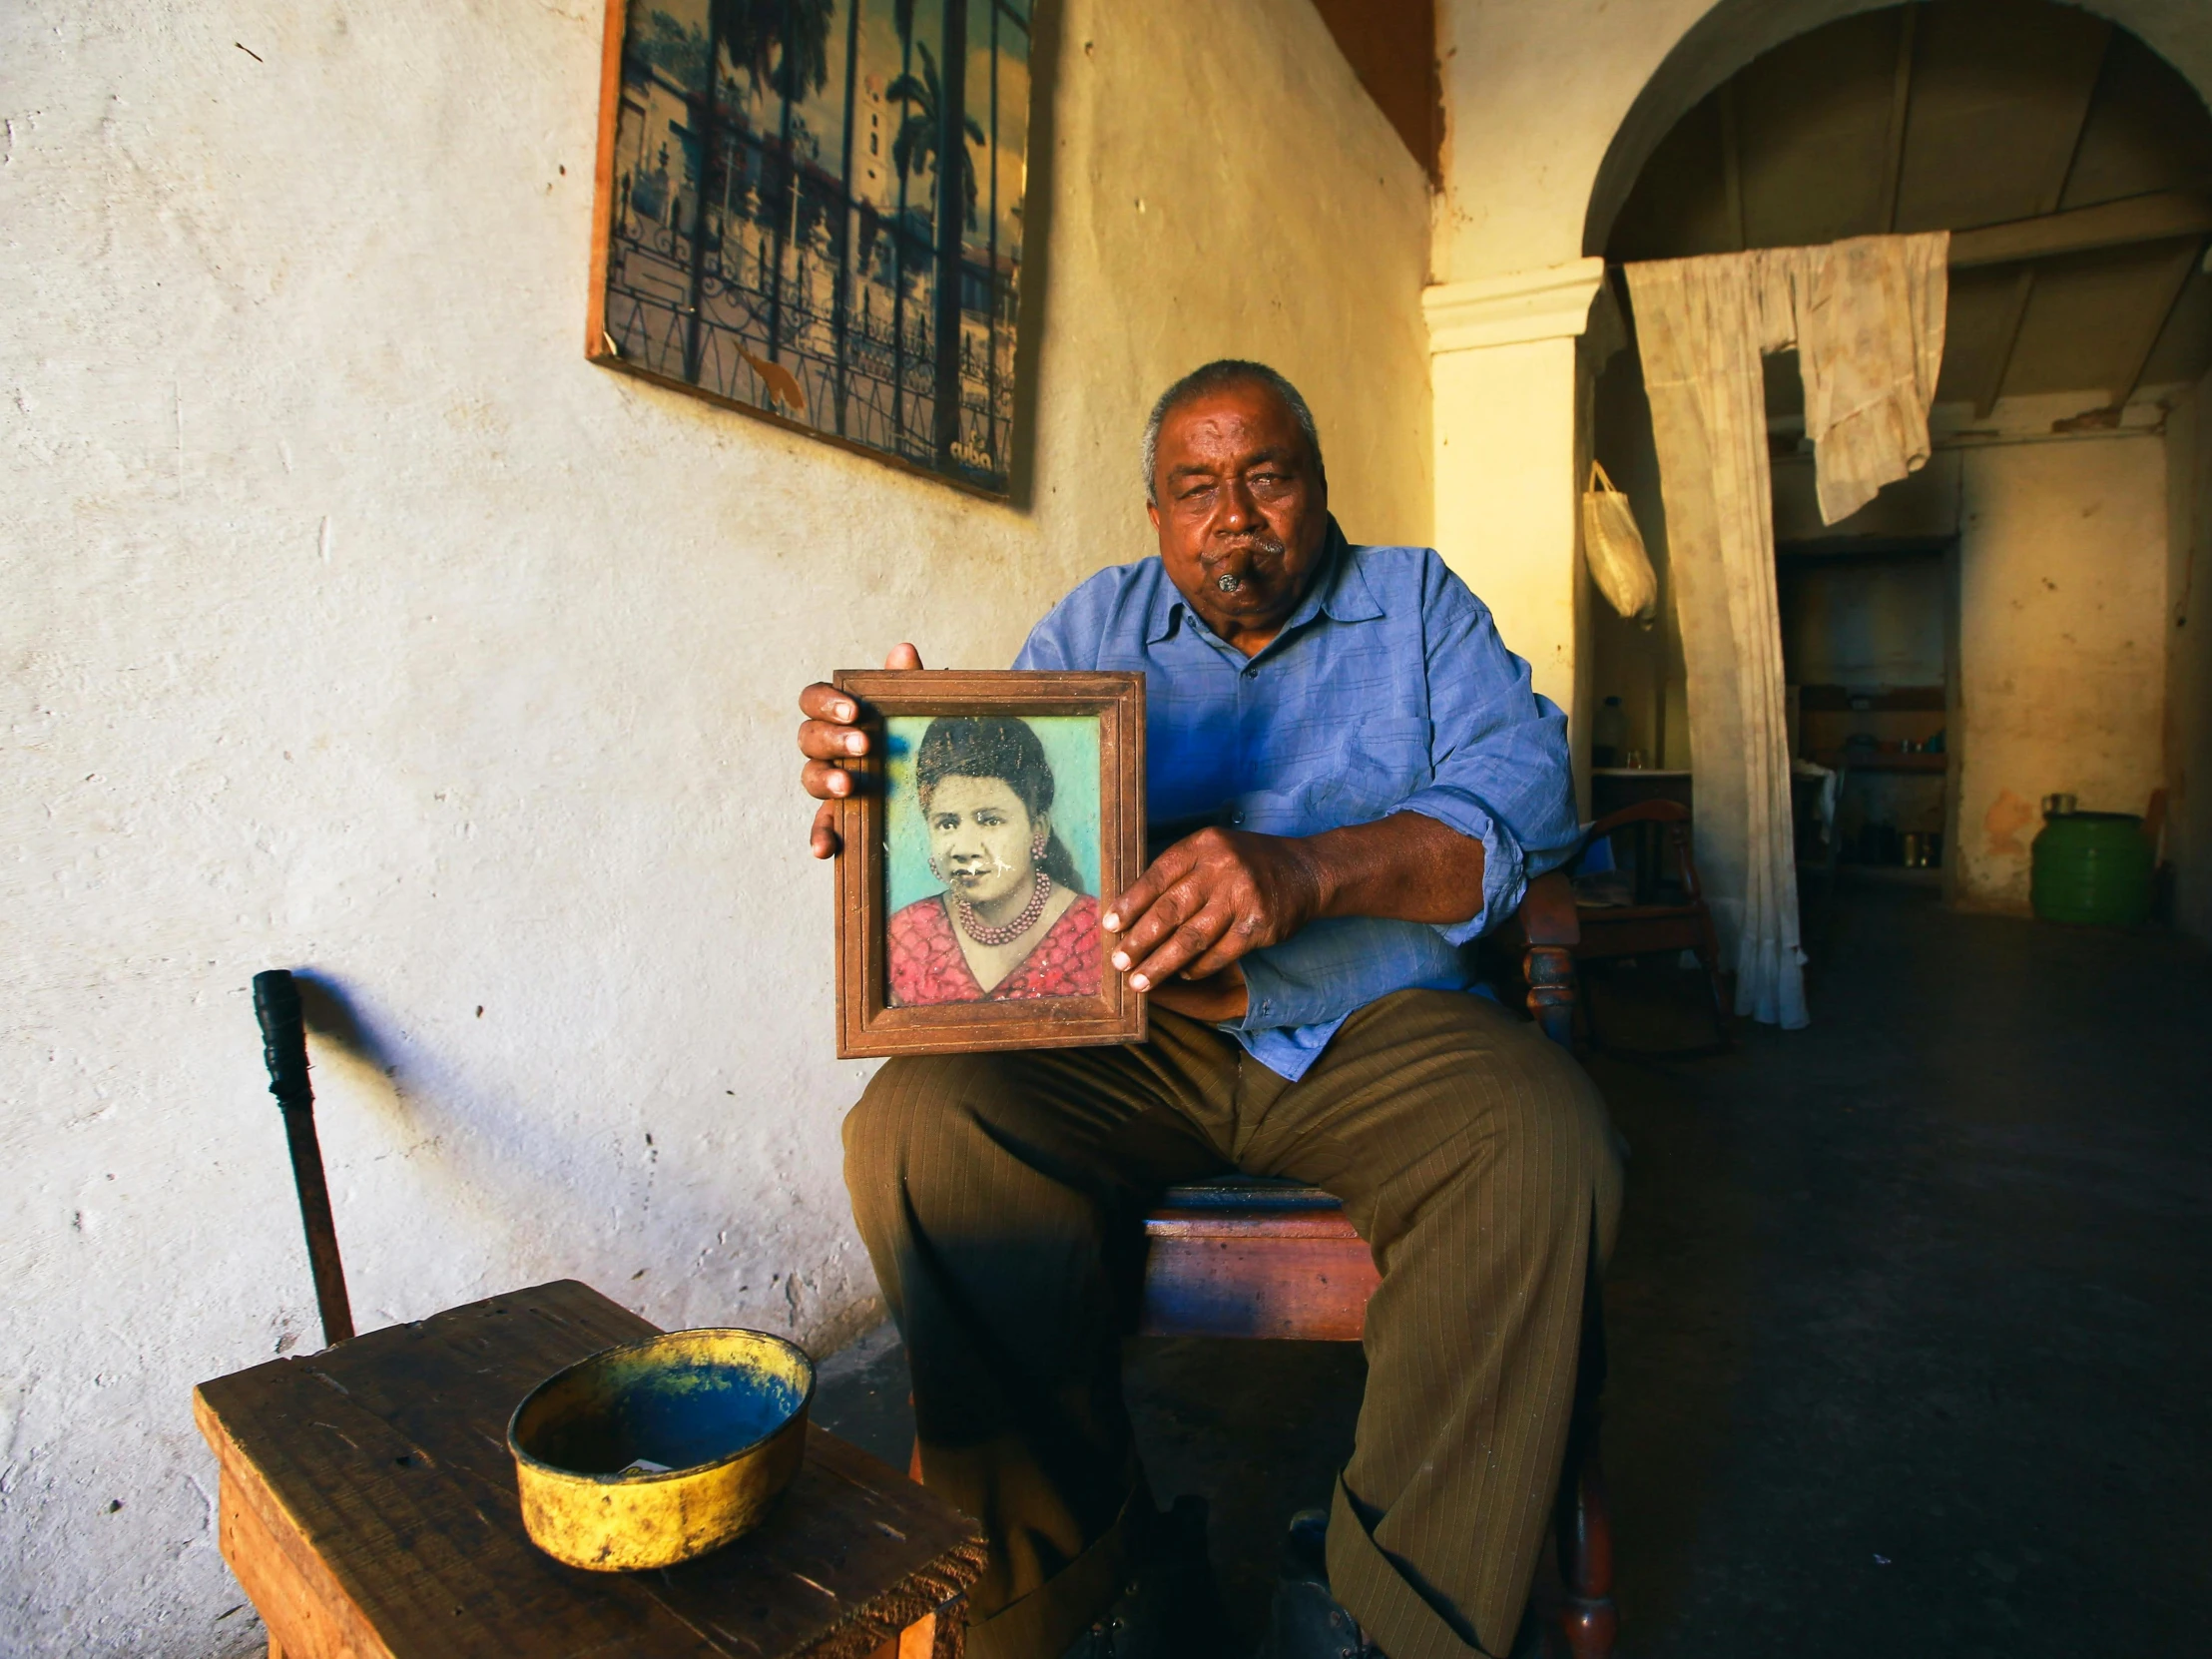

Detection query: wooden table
xmin=194 ymin=1281 xmax=986 ymax=1659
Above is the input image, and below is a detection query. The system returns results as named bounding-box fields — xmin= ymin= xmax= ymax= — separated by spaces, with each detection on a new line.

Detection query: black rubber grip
xmin=250 ymin=968 xmax=355 ymax=1345
xmin=252 ymin=969 xmax=312 ymax=1113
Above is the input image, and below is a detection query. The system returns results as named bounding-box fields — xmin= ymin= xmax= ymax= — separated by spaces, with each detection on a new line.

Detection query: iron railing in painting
xmin=600 ymin=5 xmax=1025 ymax=495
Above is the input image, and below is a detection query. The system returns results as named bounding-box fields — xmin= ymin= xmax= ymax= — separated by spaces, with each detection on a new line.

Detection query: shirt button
xmin=1241 ymin=665 xmax=1259 ymax=678
xmin=1230 ymin=811 xmax=1245 ymax=826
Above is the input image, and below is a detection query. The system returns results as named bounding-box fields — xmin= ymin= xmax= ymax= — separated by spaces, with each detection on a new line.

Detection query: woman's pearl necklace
xmin=957 ymin=871 xmax=1052 ymax=946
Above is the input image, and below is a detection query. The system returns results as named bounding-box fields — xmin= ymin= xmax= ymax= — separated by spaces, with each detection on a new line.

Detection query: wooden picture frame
xmin=585 ymin=0 xmax=1039 ymax=499
xmin=832 ymin=671 xmax=1146 ymax=1058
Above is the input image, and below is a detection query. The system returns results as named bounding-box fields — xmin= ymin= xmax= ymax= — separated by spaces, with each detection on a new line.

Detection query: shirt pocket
xmin=1312 ymin=715 xmax=1433 ymax=825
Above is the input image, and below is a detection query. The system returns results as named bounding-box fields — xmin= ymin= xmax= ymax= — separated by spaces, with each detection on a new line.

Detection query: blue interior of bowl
xmin=519 ymin=1350 xmax=809 ymax=1477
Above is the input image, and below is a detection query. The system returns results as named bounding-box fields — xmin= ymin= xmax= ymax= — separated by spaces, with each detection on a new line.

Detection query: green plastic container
xmin=2030 ymin=812 xmax=2152 ymax=925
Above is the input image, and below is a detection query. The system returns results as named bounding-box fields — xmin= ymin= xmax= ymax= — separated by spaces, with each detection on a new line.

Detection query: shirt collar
xmin=1144 ymin=517 xmax=1382 ymax=646
xmin=1315 ymin=520 xmax=1384 ymax=624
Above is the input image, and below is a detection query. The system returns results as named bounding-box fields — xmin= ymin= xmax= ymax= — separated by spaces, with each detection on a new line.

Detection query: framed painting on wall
xmin=586 ymin=0 xmax=1034 ymax=496
xmin=831 ymin=671 xmax=1147 ymax=1058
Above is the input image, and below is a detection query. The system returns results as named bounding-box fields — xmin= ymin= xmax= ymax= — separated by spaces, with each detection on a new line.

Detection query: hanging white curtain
xmin=1624 ymin=233 xmax=1947 ymax=1028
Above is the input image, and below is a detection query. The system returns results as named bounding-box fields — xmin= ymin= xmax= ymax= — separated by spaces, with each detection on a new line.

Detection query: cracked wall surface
xmin=1954 ymin=436 xmax=2170 ymax=910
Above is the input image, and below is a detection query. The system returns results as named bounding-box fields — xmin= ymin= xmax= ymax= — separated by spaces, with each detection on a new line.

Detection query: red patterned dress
xmin=886 ymin=892 xmax=1102 ymax=1005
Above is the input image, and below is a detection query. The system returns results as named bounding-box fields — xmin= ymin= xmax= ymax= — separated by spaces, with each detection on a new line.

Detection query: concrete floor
xmin=814 ymin=882 xmax=2212 ymax=1655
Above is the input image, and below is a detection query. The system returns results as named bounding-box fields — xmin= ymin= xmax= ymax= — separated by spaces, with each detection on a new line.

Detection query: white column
xmin=1424 ymin=258 xmax=1607 ymax=721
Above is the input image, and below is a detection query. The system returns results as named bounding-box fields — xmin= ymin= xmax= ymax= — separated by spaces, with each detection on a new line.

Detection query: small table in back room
xmin=194 ymin=1280 xmax=986 ymax=1659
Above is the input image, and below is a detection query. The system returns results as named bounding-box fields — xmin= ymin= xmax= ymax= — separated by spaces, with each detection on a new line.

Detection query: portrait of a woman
xmin=886 ymin=717 xmax=1102 ymax=1005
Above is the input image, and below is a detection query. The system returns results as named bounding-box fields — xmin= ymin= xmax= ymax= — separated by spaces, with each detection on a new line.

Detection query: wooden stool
xmin=1135 ymin=870 xmax=1618 ymax=1659
xmin=196 ymin=1280 xmax=986 ymax=1659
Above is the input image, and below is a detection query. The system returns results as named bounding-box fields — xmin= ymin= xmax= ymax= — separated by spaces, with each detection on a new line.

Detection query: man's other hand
xmin=1104 ymin=813 xmax=1488 ymax=1000
xmin=1102 ymin=828 xmax=1324 ymax=990
xmin=798 ymin=643 xmax=921 ymax=857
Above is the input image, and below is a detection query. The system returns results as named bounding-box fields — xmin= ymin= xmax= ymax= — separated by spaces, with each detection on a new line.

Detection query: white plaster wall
xmin=1954 ymin=437 xmax=2170 ymax=910
xmin=1437 ymin=0 xmax=1713 ymax=281
xmin=1433 ymin=335 xmax=1583 ymax=708
xmin=0 ymin=0 xmax=1431 ymax=1649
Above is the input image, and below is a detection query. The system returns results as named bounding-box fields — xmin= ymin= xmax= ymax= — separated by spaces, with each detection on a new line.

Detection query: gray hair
xmin=1141 ymin=359 xmax=1326 ymax=505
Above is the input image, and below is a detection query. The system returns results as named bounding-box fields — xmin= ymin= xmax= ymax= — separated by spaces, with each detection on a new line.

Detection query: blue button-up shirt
xmin=1014 ymin=521 xmax=1580 ymax=1080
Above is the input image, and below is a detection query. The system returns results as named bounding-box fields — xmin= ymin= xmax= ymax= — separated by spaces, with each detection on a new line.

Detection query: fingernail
xmin=1111 ymin=951 xmax=1130 ymax=970
xmin=846 ymin=733 xmax=865 ymax=753
xmin=1102 ymin=913 xmax=1120 ymax=931
xmin=1130 ymin=973 xmax=1150 ymax=990
xmin=836 ymin=703 xmax=853 ymax=720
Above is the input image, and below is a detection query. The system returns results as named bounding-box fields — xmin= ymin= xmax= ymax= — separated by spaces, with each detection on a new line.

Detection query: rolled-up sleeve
xmin=1231 ymin=917 xmax=1474 ymax=1032
xmin=1389 ymin=553 xmax=1580 ymax=946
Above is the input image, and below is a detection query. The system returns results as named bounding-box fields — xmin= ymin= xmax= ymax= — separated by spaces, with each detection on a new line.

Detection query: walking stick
xmin=252 ymin=969 xmax=355 ymax=1346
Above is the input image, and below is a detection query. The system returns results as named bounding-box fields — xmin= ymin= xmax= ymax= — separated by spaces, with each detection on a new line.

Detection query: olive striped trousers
xmin=841 ymin=990 xmax=1623 ymax=1659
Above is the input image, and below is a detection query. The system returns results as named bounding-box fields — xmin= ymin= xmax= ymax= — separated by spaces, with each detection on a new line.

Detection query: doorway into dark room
xmin=1778 ymin=536 xmax=1955 ymax=917
xmin=1590 ymin=0 xmax=2211 ymax=927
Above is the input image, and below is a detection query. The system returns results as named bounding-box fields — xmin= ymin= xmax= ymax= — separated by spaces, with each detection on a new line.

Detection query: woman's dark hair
xmin=914 ymin=717 xmax=1085 ymax=894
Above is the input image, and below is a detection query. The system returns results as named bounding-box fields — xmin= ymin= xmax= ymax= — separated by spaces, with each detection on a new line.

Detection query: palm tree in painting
xmin=887 ymin=42 xmax=985 ymax=229
xmin=710 ymin=0 xmax=835 ymax=102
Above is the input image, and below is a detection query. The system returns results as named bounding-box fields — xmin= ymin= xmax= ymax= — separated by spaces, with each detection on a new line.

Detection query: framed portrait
xmin=586 ymin=0 xmax=1036 ymax=497
xmin=832 ymin=671 xmax=1147 ymax=1058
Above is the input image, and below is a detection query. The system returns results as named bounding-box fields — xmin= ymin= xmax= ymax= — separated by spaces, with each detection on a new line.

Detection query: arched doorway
xmin=1585 ymin=0 xmax=2212 ymax=260
xmin=1580 ymin=0 xmax=2212 ymax=921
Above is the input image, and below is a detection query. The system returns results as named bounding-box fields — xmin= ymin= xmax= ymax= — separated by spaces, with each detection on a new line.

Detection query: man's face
xmin=1147 ymin=381 xmax=1330 ymax=651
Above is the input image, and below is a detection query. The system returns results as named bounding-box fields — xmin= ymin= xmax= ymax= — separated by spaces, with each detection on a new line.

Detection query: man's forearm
xmin=1106 ymin=812 xmax=1488 ymax=993
xmin=1299 ymin=811 xmax=1487 ymax=927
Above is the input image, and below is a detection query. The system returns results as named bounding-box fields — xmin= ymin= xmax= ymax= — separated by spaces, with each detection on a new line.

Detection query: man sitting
xmin=796 ymin=360 xmax=1621 ymax=1659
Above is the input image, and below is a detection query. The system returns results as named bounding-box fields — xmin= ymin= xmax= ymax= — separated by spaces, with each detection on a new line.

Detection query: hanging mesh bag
xmin=1582 ymin=459 xmax=1658 ymax=623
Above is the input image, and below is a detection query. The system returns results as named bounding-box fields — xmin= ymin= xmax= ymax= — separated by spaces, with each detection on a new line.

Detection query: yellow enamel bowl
xmin=507 ymin=1328 xmax=815 ymax=1571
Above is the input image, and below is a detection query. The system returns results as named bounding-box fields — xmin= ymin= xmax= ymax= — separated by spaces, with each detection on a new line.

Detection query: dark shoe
xmin=1061 ymin=1494 xmax=1228 ymax=1659
xmin=1259 ymin=1508 xmax=1382 ymax=1659
xmin=1266 ymin=1509 xmax=1559 ymax=1659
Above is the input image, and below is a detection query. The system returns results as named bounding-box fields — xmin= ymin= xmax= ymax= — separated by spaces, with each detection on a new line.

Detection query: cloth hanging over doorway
xmin=1623 ymin=233 xmax=1948 ymax=1028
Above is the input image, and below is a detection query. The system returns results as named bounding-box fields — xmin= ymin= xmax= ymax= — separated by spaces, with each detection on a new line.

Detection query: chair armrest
xmin=1586 ymin=798 xmax=1708 ymax=902
xmin=1493 ymin=869 xmax=1579 ymax=1049
xmin=1586 ymin=798 xmax=1690 ymax=838
xmin=1515 ymin=868 xmax=1580 ymax=948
